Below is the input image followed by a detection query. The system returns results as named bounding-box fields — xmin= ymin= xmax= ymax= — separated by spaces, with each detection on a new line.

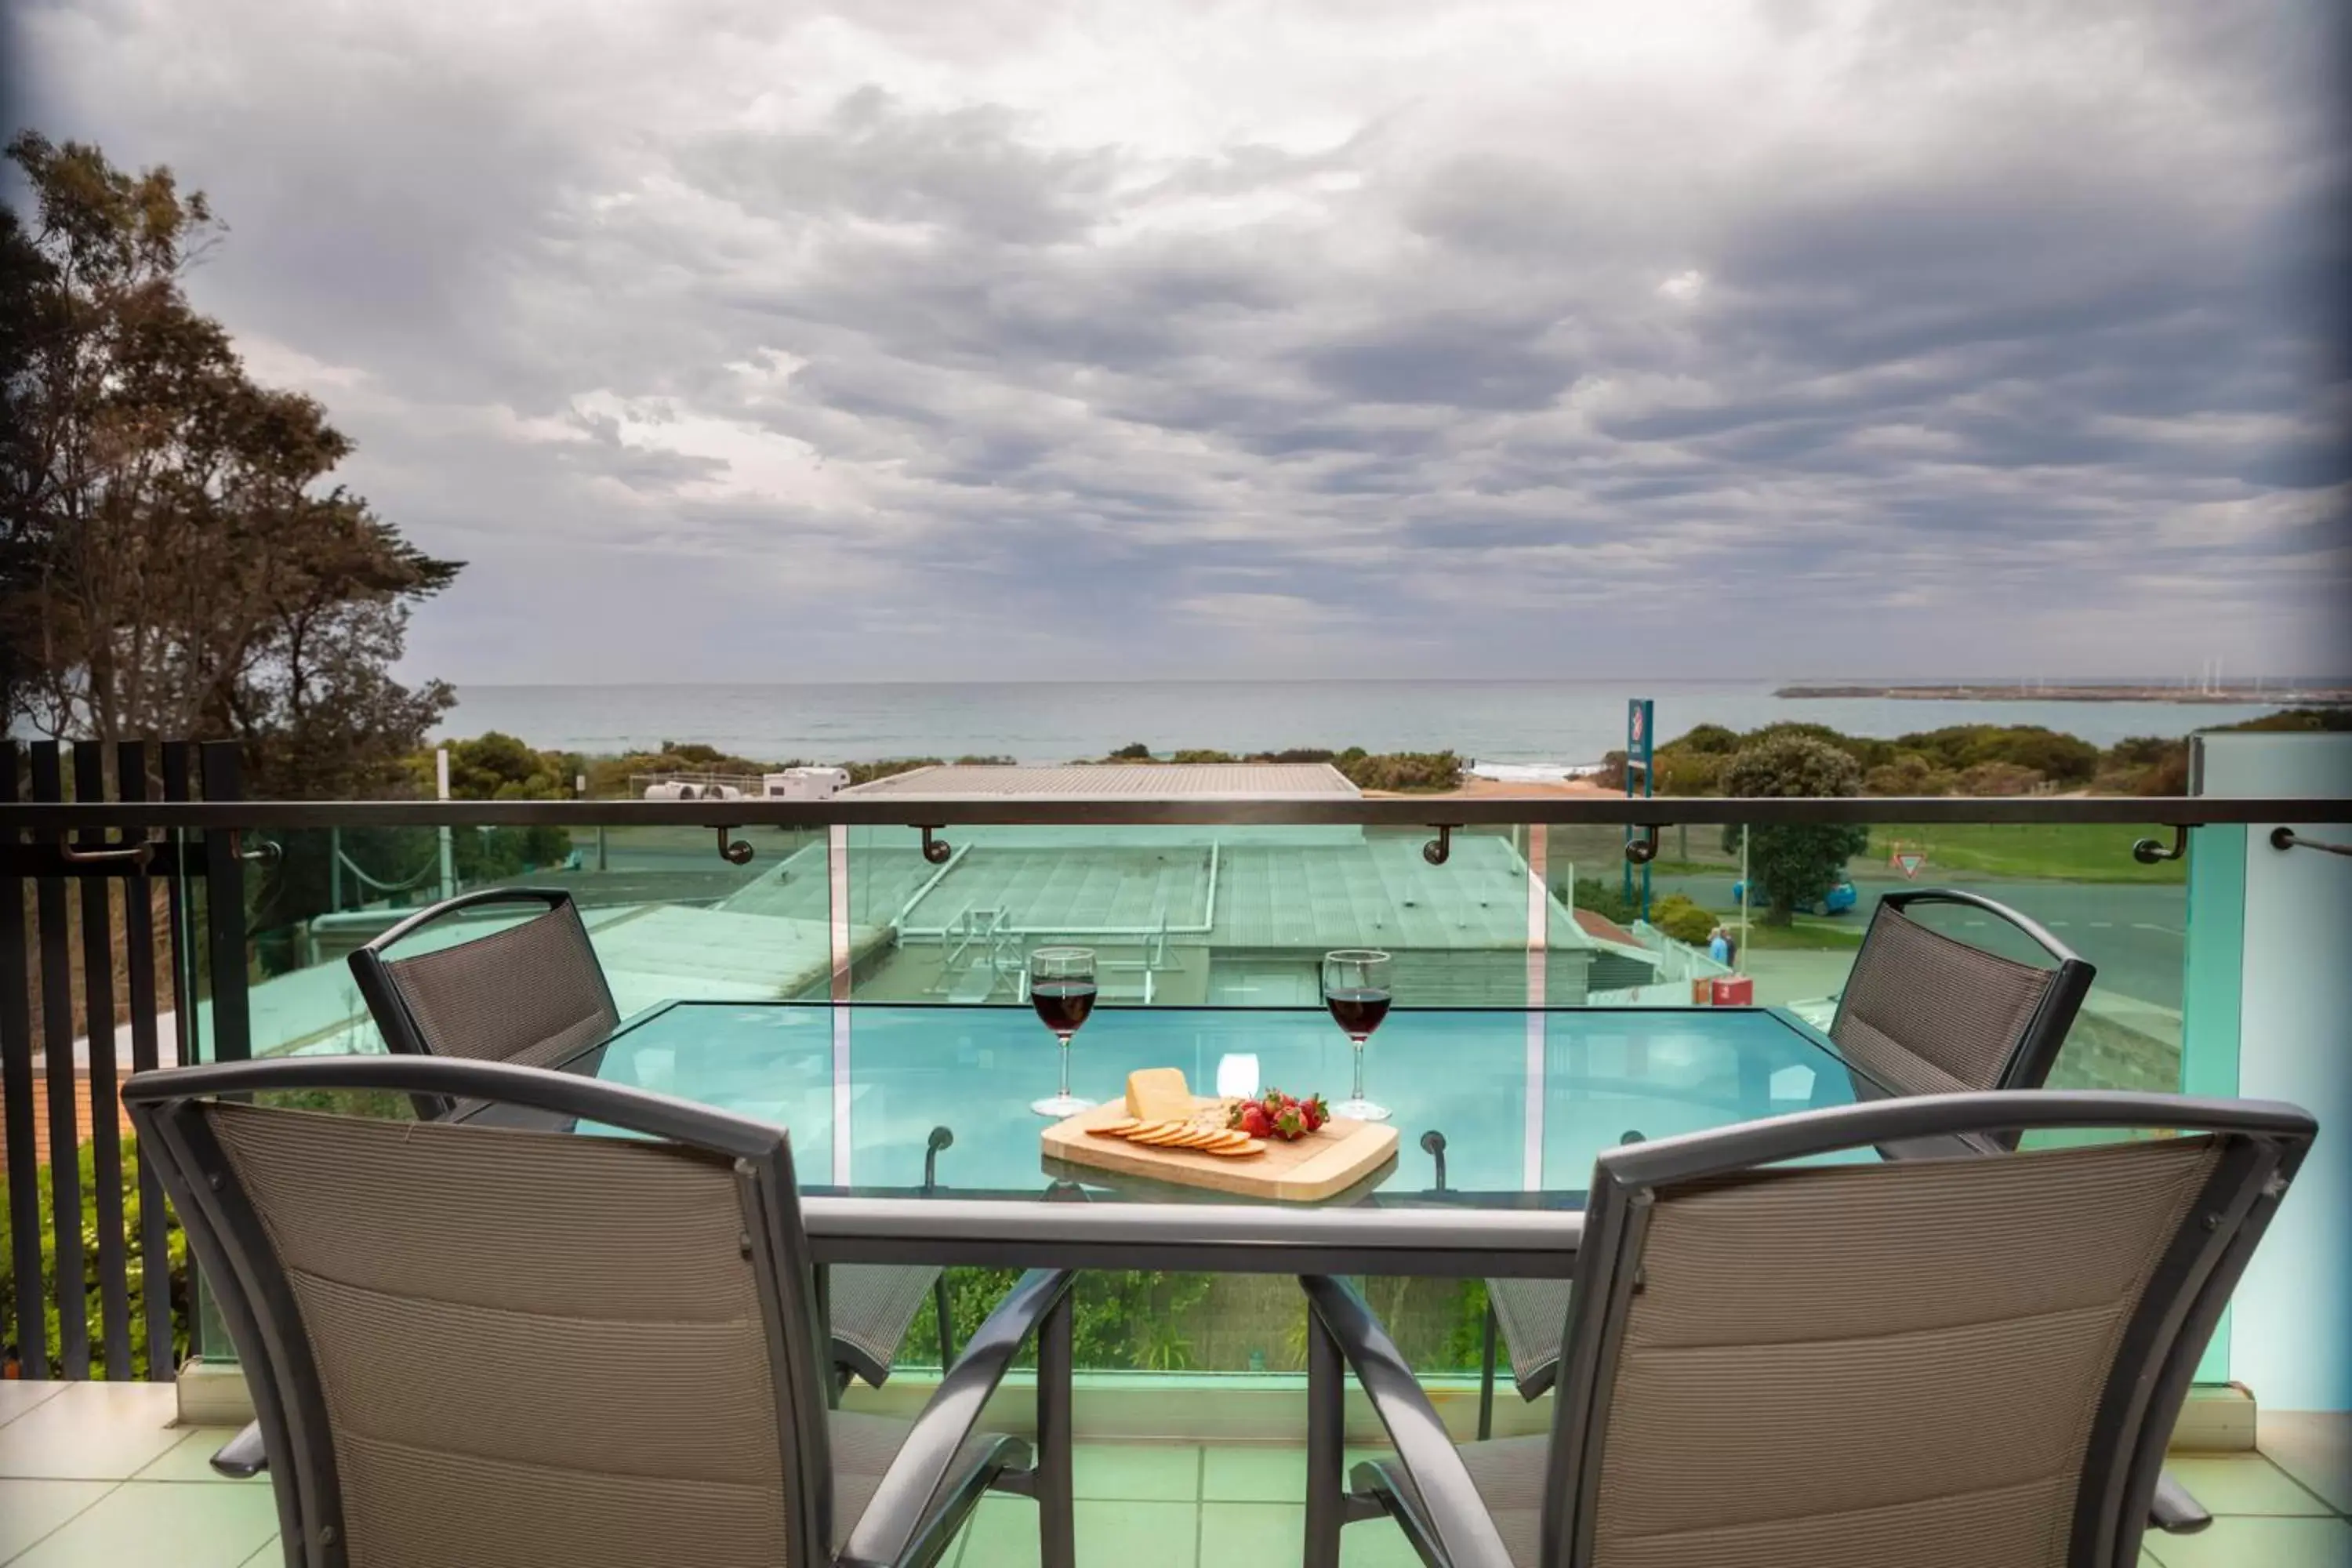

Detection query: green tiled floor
xmin=2 ymin=1381 xmax=2346 ymax=1566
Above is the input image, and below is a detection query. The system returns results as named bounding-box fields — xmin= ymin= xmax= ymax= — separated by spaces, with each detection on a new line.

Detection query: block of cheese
xmin=1124 ymin=1067 xmax=1193 ymax=1123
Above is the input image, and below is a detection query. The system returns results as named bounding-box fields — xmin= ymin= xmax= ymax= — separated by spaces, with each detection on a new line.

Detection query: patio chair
xmin=127 ymin=1053 xmax=1076 ymax=1568
xmin=1306 ymin=1088 xmax=2314 ymax=1568
xmin=1479 ymin=887 xmax=2094 ymax=1421
xmin=350 ymin=887 xmax=956 ymax=1392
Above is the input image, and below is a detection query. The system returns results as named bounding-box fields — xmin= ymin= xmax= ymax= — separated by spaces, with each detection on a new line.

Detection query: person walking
xmin=1707 ymin=925 xmax=1733 ymax=965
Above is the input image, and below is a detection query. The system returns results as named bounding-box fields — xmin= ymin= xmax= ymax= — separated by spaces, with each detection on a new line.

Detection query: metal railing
xmin=2 ymin=764 xmax=2341 ymax=1386
xmin=1 ymin=793 xmax=2339 ymax=830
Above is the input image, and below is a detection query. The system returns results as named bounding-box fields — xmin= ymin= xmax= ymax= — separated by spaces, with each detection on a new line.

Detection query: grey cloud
xmin=13 ymin=0 xmax=2345 ymax=682
xmin=688 ymin=87 xmax=1120 ymax=245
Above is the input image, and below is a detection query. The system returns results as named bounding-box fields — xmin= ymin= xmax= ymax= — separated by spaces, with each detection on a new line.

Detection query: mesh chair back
xmin=1831 ymin=901 xmax=2068 ymax=1096
xmin=195 ymin=1103 xmax=822 ymax=1568
xmin=1559 ymin=1131 xmax=2253 ymax=1568
xmin=368 ymin=898 xmax=618 ymax=1070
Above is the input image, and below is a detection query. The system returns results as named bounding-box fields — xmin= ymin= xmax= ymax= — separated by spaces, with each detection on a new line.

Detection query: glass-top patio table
xmin=496 ymin=1000 xmax=1885 ymax=1279
xmin=491 ymin=1000 xmax=1886 ymax=1568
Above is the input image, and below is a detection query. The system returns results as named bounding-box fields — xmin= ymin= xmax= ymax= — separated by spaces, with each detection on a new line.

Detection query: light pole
xmin=1737 ymin=825 xmax=1750 ymax=974
xmin=436 ymin=746 xmax=456 ymax=900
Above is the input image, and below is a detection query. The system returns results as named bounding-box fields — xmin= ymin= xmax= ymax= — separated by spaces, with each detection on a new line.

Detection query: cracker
xmin=1203 ymin=1138 xmax=1265 ymax=1157
xmin=1089 ymin=1118 xmax=1140 ymax=1137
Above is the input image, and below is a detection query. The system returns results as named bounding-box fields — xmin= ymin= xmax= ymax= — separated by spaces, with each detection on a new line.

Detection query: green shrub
xmin=844 ymin=757 xmax=945 ymax=786
xmin=1649 ymin=747 xmax=1726 ymax=795
xmin=1955 ymin=760 xmax=2045 ymax=797
xmin=1864 ymin=753 xmax=1956 ymax=796
xmin=1896 ymin=725 xmax=2097 ymax=786
xmin=1334 ymin=750 xmax=1463 ymax=792
xmin=0 ymin=1136 xmax=189 ymax=1380
xmin=2223 ymin=707 xmax=2352 ymax=732
xmin=1650 ymin=894 xmax=1718 ymax=946
xmin=1671 ymin=724 xmax=1744 ymax=755
xmin=895 ymin=1269 xmax=1217 ymax=1371
xmin=1563 ymin=878 xmax=1639 ymax=927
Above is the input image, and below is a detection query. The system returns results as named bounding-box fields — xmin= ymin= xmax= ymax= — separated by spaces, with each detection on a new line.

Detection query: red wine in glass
xmin=1031 ymin=981 xmax=1098 ymax=1036
xmin=1029 ymin=947 xmax=1097 ymax=1116
xmin=1323 ymin=988 xmax=1390 ymax=1039
xmin=1321 ymin=949 xmax=1393 ymax=1122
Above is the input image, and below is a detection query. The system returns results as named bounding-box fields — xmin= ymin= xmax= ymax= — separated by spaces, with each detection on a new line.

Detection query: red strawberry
xmin=1240 ymin=1105 xmax=1272 ymax=1138
xmin=1273 ymin=1103 xmax=1308 ymax=1140
xmin=1301 ymin=1099 xmax=1325 ymax=1132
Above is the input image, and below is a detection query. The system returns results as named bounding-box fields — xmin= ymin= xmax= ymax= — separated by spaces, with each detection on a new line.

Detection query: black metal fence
xmin=2 ymin=739 xmax=245 ymax=1381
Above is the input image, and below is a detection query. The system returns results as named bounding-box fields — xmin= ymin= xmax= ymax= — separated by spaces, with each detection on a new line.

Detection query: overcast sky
xmin=12 ymin=0 xmax=2349 ymax=684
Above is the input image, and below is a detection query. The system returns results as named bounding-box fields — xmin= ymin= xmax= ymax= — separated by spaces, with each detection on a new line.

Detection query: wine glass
xmin=1322 ymin=949 xmax=1392 ymax=1123
xmin=1028 ymin=947 xmax=1098 ymax=1117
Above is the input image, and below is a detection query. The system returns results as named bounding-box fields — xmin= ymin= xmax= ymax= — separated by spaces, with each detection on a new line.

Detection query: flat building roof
xmin=837 ymin=763 xmax=1359 ymax=800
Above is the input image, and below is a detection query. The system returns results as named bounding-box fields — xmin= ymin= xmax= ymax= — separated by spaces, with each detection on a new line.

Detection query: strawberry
xmin=1273 ymin=1103 xmax=1309 ymax=1140
xmin=1301 ymin=1096 xmax=1327 ymax=1132
xmin=1240 ymin=1105 xmax=1272 ymax=1138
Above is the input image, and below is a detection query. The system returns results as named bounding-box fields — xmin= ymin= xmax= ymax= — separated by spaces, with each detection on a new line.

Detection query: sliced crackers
xmin=1079 ymin=1109 xmax=1266 ymax=1158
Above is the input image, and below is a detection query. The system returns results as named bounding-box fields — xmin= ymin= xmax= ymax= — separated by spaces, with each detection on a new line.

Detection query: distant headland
xmin=1776 ymin=684 xmax=2352 ymax=705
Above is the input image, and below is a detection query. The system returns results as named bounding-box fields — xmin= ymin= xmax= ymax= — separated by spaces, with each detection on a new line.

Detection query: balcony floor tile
xmin=0 ymin=1384 xmax=183 ymax=1481
xmin=1201 ymin=1444 xmax=1305 ymax=1502
xmin=133 ymin=1429 xmax=273 ymax=1486
xmin=954 ymin=1495 xmax=1199 ymax=1568
xmin=0 ymin=1385 xmax=69 ymax=1429
xmin=5 ymin=1479 xmax=278 ymax=1568
xmin=0 ymin=1480 xmax=116 ymax=1562
xmin=2165 ymin=1454 xmax=2337 ymax=1516
xmin=2263 ymin=1412 xmax=2352 ymax=1515
xmin=2141 ymin=1515 xmax=2352 ymax=1567
xmin=1073 ymin=1443 xmax=1203 ymax=1501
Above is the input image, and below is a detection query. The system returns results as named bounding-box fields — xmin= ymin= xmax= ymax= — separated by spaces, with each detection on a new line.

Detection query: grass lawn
xmin=1858 ymin=822 xmax=2187 ymax=884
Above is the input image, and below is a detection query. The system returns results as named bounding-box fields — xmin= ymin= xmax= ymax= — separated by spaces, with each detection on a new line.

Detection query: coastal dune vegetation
xmin=1606 ymin=708 xmax=2347 ymax=800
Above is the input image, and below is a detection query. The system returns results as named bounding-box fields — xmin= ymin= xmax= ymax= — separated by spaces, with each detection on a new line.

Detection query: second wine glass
xmin=1028 ymin=946 xmax=1098 ymax=1117
xmin=1322 ymin=948 xmax=1392 ymax=1123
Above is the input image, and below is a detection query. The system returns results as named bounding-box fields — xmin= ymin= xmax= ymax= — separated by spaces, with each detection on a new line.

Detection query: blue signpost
xmin=1623 ymin=698 xmax=1653 ymax=920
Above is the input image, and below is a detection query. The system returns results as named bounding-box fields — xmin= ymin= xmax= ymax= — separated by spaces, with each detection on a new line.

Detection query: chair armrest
xmin=2149 ymin=1468 xmax=2212 ymax=1534
xmin=210 ymin=1420 xmax=268 ymax=1478
xmin=839 ymin=1267 xmax=1076 ymax=1568
xmin=1301 ymin=1276 xmax=1516 ymax=1568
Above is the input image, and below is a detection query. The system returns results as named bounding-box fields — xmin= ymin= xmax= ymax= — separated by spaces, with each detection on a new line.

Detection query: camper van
xmin=764 ymin=767 xmax=851 ymax=800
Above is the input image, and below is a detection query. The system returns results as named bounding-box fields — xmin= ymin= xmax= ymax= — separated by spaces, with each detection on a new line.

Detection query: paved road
xmin=1646 ymin=871 xmax=2185 ymax=1013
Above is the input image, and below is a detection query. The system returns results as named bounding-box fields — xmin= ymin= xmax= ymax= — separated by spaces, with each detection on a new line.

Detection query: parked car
xmin=1731 ymin=877 xmax=1857 ymax=916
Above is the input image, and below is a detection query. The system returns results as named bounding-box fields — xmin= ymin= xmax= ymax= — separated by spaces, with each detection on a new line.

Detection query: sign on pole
xmin=1623 ymin=699 xmax=1654 ymax=916
xmin=1889 ymin=840 xmax=1927 ymax=880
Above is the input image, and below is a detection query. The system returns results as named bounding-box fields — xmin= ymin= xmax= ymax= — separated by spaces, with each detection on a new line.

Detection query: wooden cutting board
xmin=1041 ymin=1098 xmax=1400 ymax=1202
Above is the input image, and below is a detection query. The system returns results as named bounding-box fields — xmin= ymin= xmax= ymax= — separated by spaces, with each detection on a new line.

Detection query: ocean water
xmin=434 ymin=681 xmax=2292 ymax=767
